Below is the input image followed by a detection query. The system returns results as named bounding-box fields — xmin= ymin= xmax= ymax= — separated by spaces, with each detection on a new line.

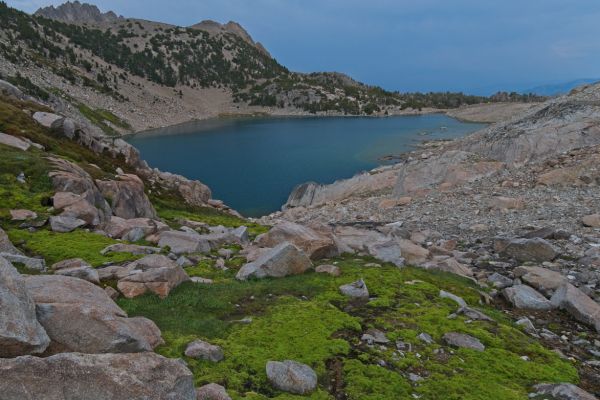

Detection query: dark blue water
xmin=128 ymin=115 xmax=485 ymax=216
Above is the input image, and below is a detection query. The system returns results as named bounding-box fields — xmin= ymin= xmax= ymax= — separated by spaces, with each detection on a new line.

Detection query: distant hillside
xmin=522 ymin=78 xmax=599 ymax=96
xmin=0 ymin=1 xmax=542 ymax=134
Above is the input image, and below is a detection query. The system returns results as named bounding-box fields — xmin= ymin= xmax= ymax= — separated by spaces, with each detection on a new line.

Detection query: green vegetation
xmin=7 ymin=229 xmax=140 ymax=266
xmin=76 ymin=103 xmax=131 ymax=135
xmin=119 ymin=256 xmax=578 ymax=399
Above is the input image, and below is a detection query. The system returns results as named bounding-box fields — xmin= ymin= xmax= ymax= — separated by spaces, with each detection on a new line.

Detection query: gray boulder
xmin=500 ymin=238 xmax=559 ymax=262
xmin=159 ymin=230 xmax=211 ymax=255
xmin=117 ymin=254 xmax=190 ymax=299
xmin=442 ymin=332 xmax=485 ymax=352
xmin=0 ymin=257 xmax=50 ymax=357
xmin=502 ymin=285 xmax=555 ymax=310
xmin=514 ymin=266 xmax=567 ymax=296
xmin=101 ymin=243 xmax=161 ymax=255
xmin=255 ymin=220 xmax=338 ymax=260
xmin=488 ymin=272 xmax=513 ymax=289
xmin=0 ymin=226 xmax=21 ymax=254
xmin=315 ymin=264 xmax=341 ymax=276
xmin=236 ymin=242 xmax=312 ymax=280
xmin=266 ymin=360 xmax=318 ymax=395
xmin=25 ymin=275 xmax=163 ymax=354
xmin=49 ymin=215 xmax=86 ymax=232
xmin=54 ymin=264 xmax=100 ymax=285
xmin=366 ymin=240 xmax=405 ymax=267
xmin=339 ymin=279 xmax=369 ymax=299
xmin=551 ymin=283 xmax=600 ymax=332
xmin=96 ymin=174 xmax=157 ymax=219
xmin=0 ymin=352 xmax=196 ymax=400
xmin=184 ymin=339 xmax=224 ymax=362
xmin=196 ymin=383 xmax=232 ymax=400
xmin=0 ymin=253 xmax=46 ymax=272
xmin=532 ymin=383 xmax=597 ymax=400
xmin=0 ymin=132 xmax=31 ymax=151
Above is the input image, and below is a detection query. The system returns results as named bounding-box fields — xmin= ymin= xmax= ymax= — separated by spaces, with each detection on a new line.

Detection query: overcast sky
xmin=7 ymin=0 xmax=600 ymax=94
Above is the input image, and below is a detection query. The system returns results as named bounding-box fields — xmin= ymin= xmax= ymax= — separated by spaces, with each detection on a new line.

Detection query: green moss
xmin=7 ymin=229 xmax=140 ymax=267
xmin=343 ymin=359 xmax=411 ymax=400
xmin=118 ymin=256 xmax=578 ymax=399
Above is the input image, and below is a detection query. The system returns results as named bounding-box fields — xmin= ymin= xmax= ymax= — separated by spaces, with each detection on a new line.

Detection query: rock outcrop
xmin=0 ymin=352 xmax=196 ymax=400
xmin=0 ymin=257 xmax=50 ymax=357
xmin=236 ymin=242 xmax=312 ymax=280
xmin=97 ymin=174 xmax=157 ymax=219
xmin=266 ymin=360 xmax=317 ymax=395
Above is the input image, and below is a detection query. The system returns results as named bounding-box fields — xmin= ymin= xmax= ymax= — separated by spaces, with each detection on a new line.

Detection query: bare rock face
xmin=255 ymin=220 xmax=338 ymax=260
xmin=0 ymin=352 xmax=196 ymax=400
xmin=196 ymin=383 xmax=232 ymax=400
xmin=117 ymin=254 xmax=190 ymax=299
xmin=236 ymin=242 xmax=312 ymax=280
xmin=266 ymin=360 xmax=318 ymax=395
xmin=35 ymin=1 xmax=123 ymax=24
xmin=0 ymin=257 xmax=50 ymax=357
xmin=393 ymin=150 xmax=505 ymax=196
xmin=551 ymin=283 xmax=600 ymax=332
xmin=97 ymin=174 xmax=157 ymax=219
xmin=502 ymin=285 xmax=555 ymax=310
xmin=25 ymin=275 xmax=163 ymax=354
xmin=366 ymin=240 xmax=405 ymax=267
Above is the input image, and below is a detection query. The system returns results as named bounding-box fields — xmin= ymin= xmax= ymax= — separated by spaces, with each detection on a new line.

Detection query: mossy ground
xmin=119 ymin=256 xmax=578 ymax=399
xmin=7 ymin=229 xmax=140 ymax=267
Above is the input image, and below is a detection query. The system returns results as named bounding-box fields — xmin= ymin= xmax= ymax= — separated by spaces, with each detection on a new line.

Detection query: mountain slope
xmin=522 ymin=78 xmax=600 ymax=96
xmin=1 ymin=1 xmax=542 ymax=134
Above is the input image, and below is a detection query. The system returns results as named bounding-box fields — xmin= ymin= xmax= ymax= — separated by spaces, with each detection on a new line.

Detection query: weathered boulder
xmin=488 ymin=272 xmax=513 ymax=289
xmin=48 ymin=157 xmax=112 ymax=223
xmin=117 ymin=254 xmax=190 ymax=298
xmin=0 ymin=257 xmax=50 ymax=357
xmin=339 ymin=279 xmax=369 ymax=299
xmin=0 ymin=227 xmax=21 ymax=255
xmin=398 ymin=239 xmax=430 ymax=265
xmin=236 ymin=242 xmax=312 ymax=280
xmin=513 ymin=266 xmax=567 ymax=297
xmin=551 ymin=283 xmax=600 ymax=332
xmin=32 ymin=111 xmax=63 ymax=128
xmin=421 ymin=256 xmax=474 ymax=277
xmin=266 ymin=360 xmax=317 ymax=395
xmin=0 ymin=253 xmax=46 ymax=272
xmin=104 ymin=216 xmax=167 ymax=239
xmin=366 ymin=240 xmax=404 ymax=267
xmin=101 ymin=243 xmax=161 ymax=255
xmin=200 ymin=226 xmax=250 ymax=249
xmin=49 ymin=215 xmax=86 ymax=232
xmin=500 ymin=238 xmax=559 ymax=262
xmin=9 ymin=209 xmax=37 ymax=221
xmin=196 ymin=383 xmax=232 ymax=400
xmin=531 ymin=383 xmax=597 ymax=400
xmin=0 ymin=352 xmax=196 ymax=400
xmin=25 ymin=275 xmax=163 ymax=354
xmin=442 ymin=332 xmax=485 ymax=352
xmin=52 ymin=191 xmax=82 ymax=209
xmin=582 ymin=214 xmax=600 ymax=228
xmin=315 ymin=264 xmax=341 ymax=276
xmin=184 ymin=340 xmax=224 ymax=362
xmin=502 ymin=285 xmax=555 ymax=310
xmin=332 ymin=226 xmax=387 ymax=253
xmin=255 ymin=221 xmax=338 ymax=260
xmin=59 ymin=197 xmax=102 ymax=226
xmin=54 ymin=262 xmax=100 ymax=284
xmin=0 ymin=131 xmax=32 ymax=151
xmin=159 ymin=230 xmax=212 ymax=255
xmin=97 ymin=174 xmax=156 ymax=219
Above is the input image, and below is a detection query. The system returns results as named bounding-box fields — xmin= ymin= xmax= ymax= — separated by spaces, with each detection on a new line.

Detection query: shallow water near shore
xmin=128 ymin=115 xmax=485 ymax=216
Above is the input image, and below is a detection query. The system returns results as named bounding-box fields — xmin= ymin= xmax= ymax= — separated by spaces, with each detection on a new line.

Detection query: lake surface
xmin=128 ymin=115 xmax=485 ymax=217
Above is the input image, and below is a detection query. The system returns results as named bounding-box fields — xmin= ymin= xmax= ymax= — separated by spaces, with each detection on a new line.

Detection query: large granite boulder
xmin=0 ymin=257 xmax=50 ymax=357
xmin=97 ymin=174 xmax=157 ymax=219
xmin=104 ymin=216 xmax=168 ymax=240
xmin=196 ymin=383 xmax=232 ymax=400
xmin=25 ymin=275 xmax=163 ymax=354
xmin=266 ymin=360 xmax=318 ymax=395
xmin=531 ymin=383 xmax=597 ymax=400
xmin=184 ymin=339 xmax=224 ymax=362
xmin=0 ymin=227 xmax=21 ymax=255
xmin=236 ymin=242 xmax=312 ymax=280
xmin=255 ymin=221 xmax=338 ymax=260
xmin=49 ymin=215 xmax=86 ymax=232
xmin=0 ymin=352 xmax=196 ymax=400
xmin=551 ymin=283 xmax=600 ymax=332
xmin=366 ymin=239 xmax=404 ymax=267
xmin=117 ymin=254 xmax=190 ymax=298
xmin=52 ymin=258 xmax=100 ymax=284
xmin=0 ymin=132 xmax=31 ymax=151
xmin=442 ymin=332 xmax=485 ymax=352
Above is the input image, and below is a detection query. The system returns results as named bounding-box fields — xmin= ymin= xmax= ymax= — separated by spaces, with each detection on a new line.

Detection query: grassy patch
xmin=77 ymin=103 xmax=131 ymax=136
xmin=118 ymin=256 xmax=578 ymax=399
xmin=7 ymin=229 xmax=140 ymax=267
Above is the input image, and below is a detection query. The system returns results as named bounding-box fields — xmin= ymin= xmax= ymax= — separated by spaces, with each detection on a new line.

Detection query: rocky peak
xmin=190 ymin=19 xmax=270 ymax=56
xmin=35 ymin=1 xmax=122 ymax=24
